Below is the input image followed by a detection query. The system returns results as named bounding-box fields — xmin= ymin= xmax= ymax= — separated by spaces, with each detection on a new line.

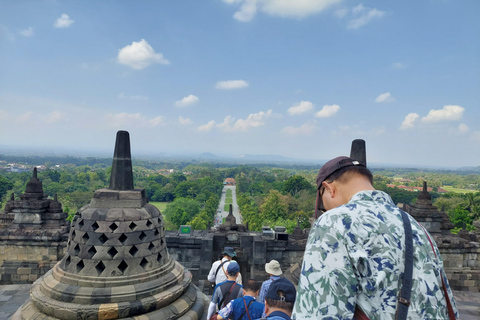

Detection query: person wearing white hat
xmin=258 ymin=260 xmax=283 ymax=305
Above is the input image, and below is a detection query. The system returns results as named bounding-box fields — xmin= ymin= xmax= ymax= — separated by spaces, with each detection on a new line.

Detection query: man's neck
xmin=266 ymin=307 xmax=291 ymax=317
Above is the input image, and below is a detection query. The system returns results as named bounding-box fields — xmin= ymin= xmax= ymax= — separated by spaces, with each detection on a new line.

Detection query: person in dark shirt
xmin=207 ymin=261 xmax=244 ymax=319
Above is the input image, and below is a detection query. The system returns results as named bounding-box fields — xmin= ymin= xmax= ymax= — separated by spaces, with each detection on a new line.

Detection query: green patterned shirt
xmin=292 ymin=190 xmax=458 ymax=320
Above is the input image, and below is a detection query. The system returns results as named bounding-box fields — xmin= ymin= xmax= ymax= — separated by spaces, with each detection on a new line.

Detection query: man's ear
xmin=323 ymin=181 xmax=336 ymax=198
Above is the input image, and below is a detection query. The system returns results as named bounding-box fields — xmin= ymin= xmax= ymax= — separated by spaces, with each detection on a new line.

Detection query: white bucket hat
xmin=265 ymin=260 xmax=282 ymax=276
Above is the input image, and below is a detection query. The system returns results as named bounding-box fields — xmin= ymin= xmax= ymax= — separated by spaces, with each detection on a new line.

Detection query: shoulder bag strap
xmin=219 ymin=282 xmax=237 ymax=309
xmin=235 ymin=298 xmax=254 ymax=320
xmin=419 ymin=224 xmax=456 ymax=320
xmin=395 ymin=210 xmax=414 ymax=320
xmin=215 ymin=260 xmax=227 ymax=277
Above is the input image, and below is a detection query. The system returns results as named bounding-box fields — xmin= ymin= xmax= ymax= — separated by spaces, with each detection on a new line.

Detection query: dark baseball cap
xmin=266 ymin=278 xmax=296 ymax=303
xmin=223 ymin=247 xmax=236 ymax=257
xmin=315 ymin=156 xmax=366 ymax=218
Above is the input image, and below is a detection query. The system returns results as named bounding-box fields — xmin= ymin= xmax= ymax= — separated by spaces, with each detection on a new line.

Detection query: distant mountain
xmin=198 ymin=152 xmax=218 ymax=159
xmin=457 ymin=166 xmax=480 ymax=172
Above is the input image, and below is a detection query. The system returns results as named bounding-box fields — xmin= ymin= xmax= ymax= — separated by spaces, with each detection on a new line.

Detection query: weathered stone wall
xmin=441 ymin=246 xmax=480 ymax=292
xmin=165 ymin=230 xmax=307 ymax=287
xmin=0 ymin=241 xmax=67 ymax=284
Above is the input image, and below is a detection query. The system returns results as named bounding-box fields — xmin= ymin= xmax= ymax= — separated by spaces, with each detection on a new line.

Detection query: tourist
xmin=292 ymin=156 xmax=459 ymax=319
xmin=208 ymin=246 xmax=243 ymax=285
xmin=256 ymin=278 xmax=296 ymax=320
xmin=258 ymin=260 xmax=282 ymax=304
xmin=207 ymin=261 xmax=244 ymax=320
xmin=216 ymin=279 xmax=264 ymax=320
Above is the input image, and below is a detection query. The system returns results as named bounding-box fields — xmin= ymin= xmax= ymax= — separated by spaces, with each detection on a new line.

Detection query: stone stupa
xmin=13 ymin=130 xmax=209 ymax=319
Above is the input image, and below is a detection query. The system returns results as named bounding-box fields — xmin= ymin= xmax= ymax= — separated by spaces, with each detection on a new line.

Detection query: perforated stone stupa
xmin=13 ymin=131 xmax=209 ymax=320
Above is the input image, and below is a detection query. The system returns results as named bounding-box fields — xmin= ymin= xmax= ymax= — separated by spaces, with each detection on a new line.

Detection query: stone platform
xmin=1 ymin=284 xmax=478 ymax=320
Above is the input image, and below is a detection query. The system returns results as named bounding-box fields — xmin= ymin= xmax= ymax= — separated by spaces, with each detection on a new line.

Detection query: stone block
xmin=17 ymin=268 xmax=31 ymax=275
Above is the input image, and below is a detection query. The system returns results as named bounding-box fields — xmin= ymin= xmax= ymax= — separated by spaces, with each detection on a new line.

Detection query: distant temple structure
xmin=0 ymin=168 xmax=69 ymax=284
xmin=13 ymin=131 xmax=209 ymax=319
xmin=404 ymin=181 xmax=455 ymax=235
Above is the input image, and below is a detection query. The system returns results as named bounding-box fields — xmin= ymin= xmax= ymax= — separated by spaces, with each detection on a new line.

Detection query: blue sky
xmin=0 ymin=0 xmax=479 ymax=167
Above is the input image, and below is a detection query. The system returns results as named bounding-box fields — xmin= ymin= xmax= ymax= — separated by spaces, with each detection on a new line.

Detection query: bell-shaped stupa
xmin=14 ymin=131 xmax=209 ymax=319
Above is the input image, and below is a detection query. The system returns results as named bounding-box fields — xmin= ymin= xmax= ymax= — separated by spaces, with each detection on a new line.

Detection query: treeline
xmin=0 ymin=158 xmax=479 ymax=233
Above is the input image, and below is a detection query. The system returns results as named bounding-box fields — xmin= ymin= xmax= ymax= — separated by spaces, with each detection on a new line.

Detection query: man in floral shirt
xmin=292 ymin=156 xmax=458 ymax=320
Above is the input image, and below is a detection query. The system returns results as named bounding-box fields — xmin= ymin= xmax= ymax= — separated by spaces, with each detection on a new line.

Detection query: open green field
xmin=226 ymin=189 xmax=233 ymax=196
xmin=224 ymin=204 xmax=230 ymax=211
xmin=225 ymin=198 xmax=232 ymax=204
xmin=442 ymin=186 xmax=478 ymax=194
xmin=150 ymin=201 xmax=169 ymax=212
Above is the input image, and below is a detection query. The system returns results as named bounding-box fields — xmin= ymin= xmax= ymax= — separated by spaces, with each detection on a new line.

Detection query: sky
xmin=0 ymin=0 xmax=479 ymax=168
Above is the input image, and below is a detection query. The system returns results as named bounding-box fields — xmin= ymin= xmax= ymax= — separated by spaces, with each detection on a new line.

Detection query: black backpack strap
xmin=396 ymin=210 xmax=414 ymax=320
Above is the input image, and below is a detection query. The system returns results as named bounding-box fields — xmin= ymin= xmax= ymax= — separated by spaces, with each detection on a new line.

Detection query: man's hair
xmin=328 ymin=165 xmax=373 ymax=185
xmin=265 ymin=291 xmax=294 ymax=312
xmin=227 ymin=269 xmax=238 ymax=276
xmin=243 ymin=279 xmax=260 ymax=292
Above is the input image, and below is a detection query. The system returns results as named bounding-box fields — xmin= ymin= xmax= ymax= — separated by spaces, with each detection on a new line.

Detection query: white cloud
xmin=149 ymin=116 xmax=164 ymax=126
xmin=226 ymin=0 xmax=341 ymax=22
xmin=18 ymin=111 xmax=33 ymax=123
xmin=117 ymin=39 xmax=170 ymax=70
xmin=392 ymin=62 xmax=406 ymax=69
xmin=421 ymin=105 xmax=464 ymax=123
xmin=287 ymin=100 xmax=313 ymax=115
xmin=198 ymin=120 xmax=216 ymax=132
xmin=54 ymin=14 xmax=74 ymax=28
xmin=334 ymin=8 xmax=348 ymax=18
xmin=104 ymin=112 xmax=163 ymax=128
xmin=282 ymin=123 xmax=315 ymax=135
xmin=217 ymin=110 xmax=273 ymax=131
xmin=233 ymin=0 xmax=258 ymax=22
xmin=179 ymin=116 xmax=193 ymax=125
xmin=45 ymin=111 xmax=67 ymax=123
xmin=118 ymin=92 xmax=148 ymax=100
xmin=375 ymin=92 xmax=393 ymax=103
xmin=175 ymin=94 xmax=199 ymax=107
xmin=348 ymin=4 xmax=385 ymax=29
xmin=400 ymin=113 xmax=419 ymax=129
xmin=315 ymin=104 xmax=340 ymax=118
xmin=215 ymin=80 xmax=249 ymax=90
xmin=19 ymin=27 xmax=34 ymax=37
xmin=458 ymin=123 xmax=469 ymax=133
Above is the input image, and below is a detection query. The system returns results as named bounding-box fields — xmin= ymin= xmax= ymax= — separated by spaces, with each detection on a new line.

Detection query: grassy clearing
xmin=150 ymin=201 xmax=169 ymax=212
xmin=226 ymin=189 xmax=233 ymax=196
xmin=442 ymin=186 xmax=478 ymax=194
xmin=225 ymin=198 xmax=232 ymax=204
xmin=224 ymin=204 xmax=230 ymax=211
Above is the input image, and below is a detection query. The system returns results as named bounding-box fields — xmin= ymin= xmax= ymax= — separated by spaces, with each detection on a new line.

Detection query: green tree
xmin=163 ymin=197 xmax=201 ymax=229
xmin=0 ymin=175 xmax=14 ymax=200
xmin=284 ymin=175 xmax=314 ymax=197
xmin=260 ymin=190 xmax=288 ymax=221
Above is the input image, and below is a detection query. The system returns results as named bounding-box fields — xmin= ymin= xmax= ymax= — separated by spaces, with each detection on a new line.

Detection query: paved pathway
xmin=215 ymin=185 xmax=241 ymax=227
xmin=1 ymin=284 xmax=478 ymax=319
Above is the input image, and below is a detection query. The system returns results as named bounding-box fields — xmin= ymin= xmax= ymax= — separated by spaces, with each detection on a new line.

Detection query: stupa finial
xmin=350 ymin=139 xmax=367 ymax=167
xmin=109 ymin=130 xmax=134 ymax=190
